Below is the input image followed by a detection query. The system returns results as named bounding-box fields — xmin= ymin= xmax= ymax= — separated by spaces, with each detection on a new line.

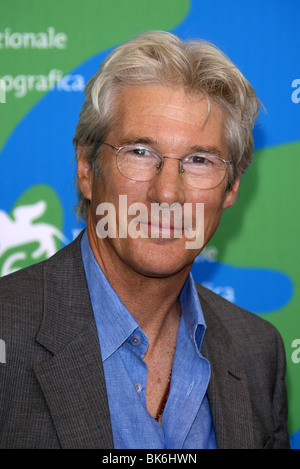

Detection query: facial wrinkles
xmin=145 ymin=105 xmax=205 ymax=134
xmin=118 ymin=123 xmax=208 ymax=164
xmin=149 ymin=101 xmax=204 ymax=122
xmin=140 ymin=103 xmax=222 ymax=157
xmin=83 ymin=85 xmax=238 ymax=284
xmin=117 ymin=87 xmax=207 ymax=140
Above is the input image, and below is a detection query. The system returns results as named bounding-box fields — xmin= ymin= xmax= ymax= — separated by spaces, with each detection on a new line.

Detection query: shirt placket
xmin=120 ymin=328 xmax=149 ymax=410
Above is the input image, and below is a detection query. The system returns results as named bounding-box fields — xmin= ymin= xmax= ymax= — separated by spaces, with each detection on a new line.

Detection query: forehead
xmin=109 ymin=84 xmax=227 ymax=153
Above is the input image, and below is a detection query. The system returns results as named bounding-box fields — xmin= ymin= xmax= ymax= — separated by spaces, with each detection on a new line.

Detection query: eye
xmin=186 ymin=154 xmax=214 ymax=165
xmin=120 ymin=145 xmax=161 ymax=170
xmin=126 ymin=146 xmax=154 ymax=158
xmin=132 ymin=147 xmax=147 ymax=156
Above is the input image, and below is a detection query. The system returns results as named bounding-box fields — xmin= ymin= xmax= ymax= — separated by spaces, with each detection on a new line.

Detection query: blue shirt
xmin=81 ymin=230 xmax=217 ymax=449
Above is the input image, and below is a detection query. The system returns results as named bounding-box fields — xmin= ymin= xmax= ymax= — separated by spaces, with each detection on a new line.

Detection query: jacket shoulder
xmin=0 ymin=233 xmax=83 ymax=300
xmin=196 ymin=282 xmax=281 ymax=339
xmin=196 ymin=283 xmax=290 ymax=449
xmin=0 ymin=234 xmax=84 ymax=336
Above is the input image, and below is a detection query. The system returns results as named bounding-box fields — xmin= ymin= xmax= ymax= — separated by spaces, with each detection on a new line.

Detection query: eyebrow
xmin=120 ymin=136 xmax=156 ymax=146
xmin=120 ymin=136 xmax=223 ymax=157
xmin=189 ymin=145 xmax=223 ymax=157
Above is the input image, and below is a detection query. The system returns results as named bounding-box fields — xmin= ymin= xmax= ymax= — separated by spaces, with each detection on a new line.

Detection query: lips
xmin=148 ymin=222 xmax=183 ymax=237
xmin=143 ymin=213 xmax=184 ymax=239
xmin=118 ymin=199 xmax=197 ymax=240
xmin=137 ymin=203 xmax=187 ymax=238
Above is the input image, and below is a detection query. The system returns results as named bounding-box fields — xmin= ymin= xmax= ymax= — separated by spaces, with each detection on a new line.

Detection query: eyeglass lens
xmin=116 ymin=145 xmax=228 ymax=189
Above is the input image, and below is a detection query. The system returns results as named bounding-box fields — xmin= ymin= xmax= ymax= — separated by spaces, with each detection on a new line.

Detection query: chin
xmin=129 ymin=243 xmax=193 ymax=278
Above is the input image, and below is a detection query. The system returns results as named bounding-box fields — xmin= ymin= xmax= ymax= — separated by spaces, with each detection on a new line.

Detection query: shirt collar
xmin=81 ymin=230 xmax=139 ymax=360
xmin=81 ymin=230 xmax=206 ymax=360
xmin=179 ymin=272 xmax=207 ymax=356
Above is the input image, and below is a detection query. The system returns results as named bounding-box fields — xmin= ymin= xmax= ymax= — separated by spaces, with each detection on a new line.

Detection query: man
xmin=0 ymin=31 xmax=290 ymax=448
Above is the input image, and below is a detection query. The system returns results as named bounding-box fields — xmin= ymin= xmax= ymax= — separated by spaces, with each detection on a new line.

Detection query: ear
xmin=222 ymin=178 xmax=240 ymax=210
xmin=76 ymin=145 xmax=94 ymax=201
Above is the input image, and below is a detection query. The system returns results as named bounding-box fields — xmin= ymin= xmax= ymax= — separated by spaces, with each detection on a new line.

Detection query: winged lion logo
xmin=0 ymin=200 xmax=67 ymax=276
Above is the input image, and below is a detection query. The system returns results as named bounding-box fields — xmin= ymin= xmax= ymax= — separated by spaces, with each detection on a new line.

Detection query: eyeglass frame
xmin=99 ymin=141 xmax=233 ymax=190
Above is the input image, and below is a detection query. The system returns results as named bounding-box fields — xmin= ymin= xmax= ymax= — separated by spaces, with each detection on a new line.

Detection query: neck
xmin=86 ymin=223 xmax=190 ymax=340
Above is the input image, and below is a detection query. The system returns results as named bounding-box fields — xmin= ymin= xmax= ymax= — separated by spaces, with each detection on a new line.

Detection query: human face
xmin=77 ymin=84 xmax=239 ymax=279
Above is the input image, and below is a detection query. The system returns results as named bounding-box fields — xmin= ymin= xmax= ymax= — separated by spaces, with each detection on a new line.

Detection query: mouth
xmin=138 ymin=220 xmax=184 ymax=239
xmin=135 ymin=202 xmax=191 ymax=240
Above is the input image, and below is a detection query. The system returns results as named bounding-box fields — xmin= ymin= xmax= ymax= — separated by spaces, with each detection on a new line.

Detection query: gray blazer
xmin=0 ymin=233 xmax=290 ymax=448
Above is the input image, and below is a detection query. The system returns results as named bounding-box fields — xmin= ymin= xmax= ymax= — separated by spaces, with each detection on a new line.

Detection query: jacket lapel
xmin=33 ymin=233 xmax=256 ymax=449
xmin=33 ymin=235 xmax=114 ymax=449
xmin=199 ymin=292 xmax=256 ymax=449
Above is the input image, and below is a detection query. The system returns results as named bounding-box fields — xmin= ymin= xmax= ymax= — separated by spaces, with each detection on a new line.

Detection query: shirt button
xmin=134 ymin=382 xmax=142 ymax=393
xmin=130 ymin=335 xmax=141 ymax=346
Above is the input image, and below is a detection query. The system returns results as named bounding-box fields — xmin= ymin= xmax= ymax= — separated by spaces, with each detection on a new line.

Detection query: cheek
xmin=90 ymin=171 xmax=151 ymax=225
xmin=198 ymin=191 xmax=226 ymax=237
xmin=90 ymin=158 xmax=120 ymax=204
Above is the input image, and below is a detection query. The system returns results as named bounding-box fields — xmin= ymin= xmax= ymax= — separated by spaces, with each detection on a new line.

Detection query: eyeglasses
xmin=101 ymin=142 xmax=232 ymax=190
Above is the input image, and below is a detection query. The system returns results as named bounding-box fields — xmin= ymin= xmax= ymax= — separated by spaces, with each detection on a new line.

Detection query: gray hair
xmin=73 ymin=30 xmax=260 ymax=219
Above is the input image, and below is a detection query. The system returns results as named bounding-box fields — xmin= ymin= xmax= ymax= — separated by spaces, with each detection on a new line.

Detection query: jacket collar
xmin=198 ymin=287 xmax=256 ymax=449
xmin=34 ymin=232 xmax=114 ymax=448
xmin=34 ymin=232 xmax=256 ymax=449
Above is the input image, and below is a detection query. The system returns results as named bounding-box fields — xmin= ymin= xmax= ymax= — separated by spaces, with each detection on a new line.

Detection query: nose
xmin=147 ymin=157 xmax=185 ymax=206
